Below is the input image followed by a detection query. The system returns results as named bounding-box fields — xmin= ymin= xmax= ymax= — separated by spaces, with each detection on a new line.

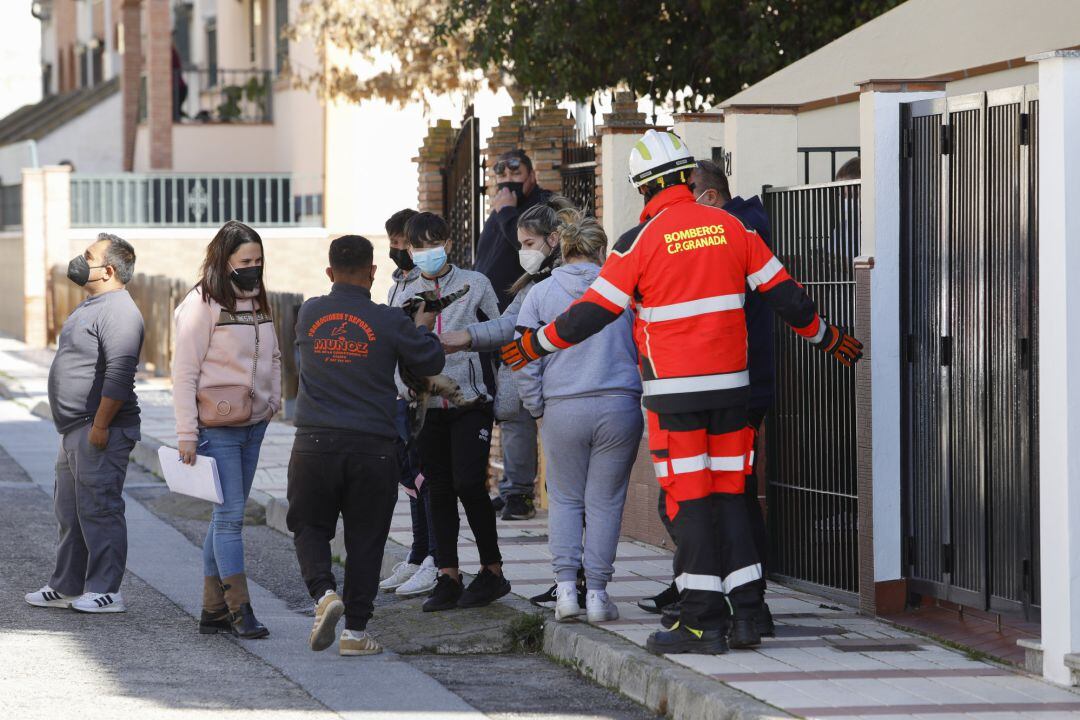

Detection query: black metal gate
xmin=763 ymin=180 xmax=861 ymax=597
xmin=443 ymin=107 xmax=484 ymax=267
xmin=900 ymin=85 xmax=1040 ymax=617
xmin=561 ymin=128 xmax=597 ymax=214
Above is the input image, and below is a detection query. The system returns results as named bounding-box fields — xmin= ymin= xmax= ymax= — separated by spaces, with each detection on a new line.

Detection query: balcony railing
xmin=70 ymin=173 xmax=323 ymax=228
xmin=140 ymin=68 xmax=274 ymax=124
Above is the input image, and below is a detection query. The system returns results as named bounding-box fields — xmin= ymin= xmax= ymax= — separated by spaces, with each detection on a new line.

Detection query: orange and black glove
xmin=817 ymin=323 xmax=864 ymax=366
xmin=501 ymin=327 xmax=551 ymax=371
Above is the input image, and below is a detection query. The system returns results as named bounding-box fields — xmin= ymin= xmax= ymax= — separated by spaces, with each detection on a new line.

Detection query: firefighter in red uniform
xmin=502 ymin=129 xmax=863 ymax=655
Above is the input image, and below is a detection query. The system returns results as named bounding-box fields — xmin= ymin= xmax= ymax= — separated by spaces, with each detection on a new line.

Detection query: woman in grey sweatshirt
xmin=515 ymin=210 xmax=643 ymax=624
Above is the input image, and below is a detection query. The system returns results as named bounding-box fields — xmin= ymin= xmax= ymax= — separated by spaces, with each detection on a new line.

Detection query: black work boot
xmin=646 ymin=625 xmax=728 ymax=655
xmin=637 ymin=582 xmax=679 ymax=614
xmin=755 ymin=603 xmax=776 ymax=638
xmin=660 ymin=601 xmax=681 ymax=629
xmin=729 ymin=617 xmax=762 ymax=649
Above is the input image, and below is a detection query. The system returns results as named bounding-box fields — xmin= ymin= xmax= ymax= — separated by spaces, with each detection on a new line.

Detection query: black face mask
xmin=389 ymin=247 xmax=415 ymax=272
xmin=231 ymin=265 xmax=263 ymax=291
xmin=497 ymin=181 xmax=527 ymax=204
xmin=67 ymin=255 xmax=105 ymax=287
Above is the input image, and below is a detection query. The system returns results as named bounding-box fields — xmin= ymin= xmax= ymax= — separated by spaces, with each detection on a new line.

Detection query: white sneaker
xmin=396 ymin=556 xmax=438 ymax=598
xmin=586 ymin=589 xmax=619 ymax=623
xmin=554 ymin=582 xmax=583 ymax=622
xmin=71 ymin=592 xmax=126 ymax=613
xmin=379 ymin=560 xmax=421 ymax=592
xmin=25 ymin=585 xmax=77 ymax=609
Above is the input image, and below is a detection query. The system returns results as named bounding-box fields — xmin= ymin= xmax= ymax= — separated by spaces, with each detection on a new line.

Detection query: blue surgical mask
xmin=413 ymin=246 xmax=448 ymax=276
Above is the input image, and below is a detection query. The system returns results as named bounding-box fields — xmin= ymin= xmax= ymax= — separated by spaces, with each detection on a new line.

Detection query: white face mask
xmin=518 ymin=248 xmax=547 ymax=275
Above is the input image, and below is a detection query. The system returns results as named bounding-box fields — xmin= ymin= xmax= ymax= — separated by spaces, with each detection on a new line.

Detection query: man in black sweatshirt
xmin=474 ymin=149 xmax=552 ymax=311
xmin=287 ymin=235 xmax=444 ymax=657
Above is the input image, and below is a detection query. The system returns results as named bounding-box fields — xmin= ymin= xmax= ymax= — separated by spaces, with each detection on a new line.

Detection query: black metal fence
xmin=797 ymin=146 xmax=860 ymax=184
xmin=900 ymin=85 xmax=1039 ymax=618
xmin=562 ymin=128 xmax=597 ymax=214
xmin=763 ymin=180 xmax=860 ymax=596
xmin=442 ymin=108 xmax=484 ymax=268
xmin=0 ymin=184 xmax=21 ymax=229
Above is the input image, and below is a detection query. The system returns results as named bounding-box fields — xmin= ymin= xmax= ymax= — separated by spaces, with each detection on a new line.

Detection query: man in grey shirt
xmin=25 ymin=233 xmax=144 ymax=614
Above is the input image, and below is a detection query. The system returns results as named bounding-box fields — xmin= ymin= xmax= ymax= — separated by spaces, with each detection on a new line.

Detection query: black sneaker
xmin=422 ymin=574 xmax=463 ymax=612
xmin=491 ymin=495 xmax=506 ymax=513
xmin=457 ymin=568 xmax=511 ymax=608
xmin=660 ymin=601 xmax=680 ymax=629
xmin=755 ymin=603 xmax=776 ymax=638
xmin=502 ymin=495 xmax=536 ymax=521
xmin=530 ymin=581 xmax=587 ymax=608
xmin=729 ymin=617 xmax=762 ymax=649
xmin=646 ymin=625 xmax=728 ymax=655
xmin=637 ymin=582 xmax=679 ymax=614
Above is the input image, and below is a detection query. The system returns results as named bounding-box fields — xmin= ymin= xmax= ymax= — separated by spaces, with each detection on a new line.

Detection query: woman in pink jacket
xmin=172 ymin=221 xmax=281 ymax=638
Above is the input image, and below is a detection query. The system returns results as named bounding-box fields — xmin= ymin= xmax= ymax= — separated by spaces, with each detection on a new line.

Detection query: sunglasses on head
xmin=494 ymin=157 xmax=524 ymax=174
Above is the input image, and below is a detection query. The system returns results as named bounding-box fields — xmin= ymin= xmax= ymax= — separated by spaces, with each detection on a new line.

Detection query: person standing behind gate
xmin=26 ymin=233 xmax=143 ymax=614
xmin=287 ymin=235 xmax=443 ymax=656
xmin=172 ymin=220 xmax=281 ymax=639
xmin=514 ymin=209 xmax=643 ymax=624
xmin=474 ymin=149 xmax=553 ymax=520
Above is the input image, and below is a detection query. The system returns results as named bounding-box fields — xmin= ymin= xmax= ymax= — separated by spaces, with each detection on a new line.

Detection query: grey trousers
xmin=541 ymin=395 xmax=644 ymax=590
xmin=498 ymin=405 xmax=538 ymax=499
xmin=50 ymin=422 xmax=139 ymax=595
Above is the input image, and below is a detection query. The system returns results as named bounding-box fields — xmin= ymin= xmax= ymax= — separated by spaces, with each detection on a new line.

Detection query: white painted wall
xmin=673 ymin=117 xmax=725 ymax=163
xmin=0 ymin=231 xmax=26 ymax=338
xmin=0 ymin=141 xmax=38 ymax=186
xmin=859 ymin=87 xmax=944 ymax=584
xmin=1033 ymin=49 xmax=1080 ymax=687
xmin=36 ymin=91 xmax=123 ymax=172
xmin=724 ymin=112 xmax=799 ymax=198
xmin=166 ymin=124 xmax=281 ymax=172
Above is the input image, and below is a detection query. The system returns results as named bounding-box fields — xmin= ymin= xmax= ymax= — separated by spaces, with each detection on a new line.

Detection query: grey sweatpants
xmin=541 ymin=395 xmax=644 ymax=590
xmin=50 ymin=422 xmax=139 ymax=595
xmin=498 ymin=405 xmax=538 ymax=499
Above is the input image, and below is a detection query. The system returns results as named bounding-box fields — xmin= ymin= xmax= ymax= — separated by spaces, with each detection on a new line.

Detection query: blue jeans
xmin=199 ymin=421 xmax=269 ymax=578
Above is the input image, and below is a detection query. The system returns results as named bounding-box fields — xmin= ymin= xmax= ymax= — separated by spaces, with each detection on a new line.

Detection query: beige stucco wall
xmin=0 ymin=231 xmax=26 ymax=339
xmin=67 ymin=227 xmax=393 ymax=304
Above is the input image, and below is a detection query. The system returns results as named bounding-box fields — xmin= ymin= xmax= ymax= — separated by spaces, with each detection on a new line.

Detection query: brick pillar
xmin=521 ymin=101 xmax=574 ymax=194
xmin=592 ymin=137 xmax=603 ymax=223
xmin=485 ymin=107 xmax=527 ymax=190
xmin=413 ymin=120 xmax=455 ymax=213
xmin=120 ymin=0 xmax=142 ymax=171
xmin=146 ymin=0 xmax=172 ymax=169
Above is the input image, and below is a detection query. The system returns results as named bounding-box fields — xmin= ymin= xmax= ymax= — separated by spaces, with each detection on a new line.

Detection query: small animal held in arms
xmin=400 ymin=284 xmax=485 ymax=440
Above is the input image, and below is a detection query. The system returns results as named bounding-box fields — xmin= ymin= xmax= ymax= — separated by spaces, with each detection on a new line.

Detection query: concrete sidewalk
xmin=5 ymin=335 xmax=1080 ymax=719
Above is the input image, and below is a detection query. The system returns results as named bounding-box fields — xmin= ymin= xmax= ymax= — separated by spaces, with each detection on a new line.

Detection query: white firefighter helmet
xmin=627 ymin=129 xmax=695 ymax=188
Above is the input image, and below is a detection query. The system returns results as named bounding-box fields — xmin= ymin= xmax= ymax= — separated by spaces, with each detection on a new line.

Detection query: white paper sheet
xmin=157 ymin=446 xmax=223 ymax=504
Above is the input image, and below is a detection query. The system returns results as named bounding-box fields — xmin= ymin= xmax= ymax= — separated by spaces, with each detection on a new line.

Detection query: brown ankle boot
xmin=199 ymin=576 xmax=232 ymax=634
xmin=221 ymin=573 xmax=269 ymax=639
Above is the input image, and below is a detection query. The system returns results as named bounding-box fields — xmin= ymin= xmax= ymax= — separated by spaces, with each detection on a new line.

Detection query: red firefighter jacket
xmin=534 ymin=184 xmax=826 ymax=414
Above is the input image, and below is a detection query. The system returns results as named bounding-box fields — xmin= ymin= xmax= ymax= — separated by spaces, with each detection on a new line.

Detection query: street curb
xmin=543 ymin=621 xmax=790 ymax=719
